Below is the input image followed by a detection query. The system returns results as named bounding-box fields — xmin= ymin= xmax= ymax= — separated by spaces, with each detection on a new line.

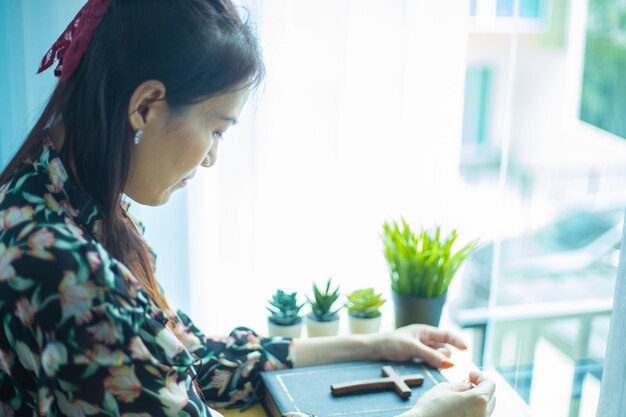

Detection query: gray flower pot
xmin=392 ymin=290 xmax=447 ymax=328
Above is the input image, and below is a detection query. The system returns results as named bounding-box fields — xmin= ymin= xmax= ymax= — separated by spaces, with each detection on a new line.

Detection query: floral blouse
xmin=0 ymin=140 xmax=294 ymax=416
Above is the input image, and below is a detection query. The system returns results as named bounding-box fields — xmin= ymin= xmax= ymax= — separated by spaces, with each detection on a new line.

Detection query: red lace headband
xmin=37 ymin=0 xmax=112 ymax=83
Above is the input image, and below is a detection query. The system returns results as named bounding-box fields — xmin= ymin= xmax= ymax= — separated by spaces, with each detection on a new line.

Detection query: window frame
xmin=595 ymin=207 xmax=626 ymax=416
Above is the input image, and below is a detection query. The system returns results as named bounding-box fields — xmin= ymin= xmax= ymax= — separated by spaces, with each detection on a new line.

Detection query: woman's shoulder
xmin=0 ymin=206 xmax=177 ymax=364
xmin=0 ymin=181 xmax=142 ymax=329
xmin=0 ymin=180 xmax=102 ymax=292
xmin=0 ymin=161 xmax=87 ymax=238
xmin=0 ymin=216 xmax=133 ymax=321
xmin=0 ymin=155 xmax=108 ymax=267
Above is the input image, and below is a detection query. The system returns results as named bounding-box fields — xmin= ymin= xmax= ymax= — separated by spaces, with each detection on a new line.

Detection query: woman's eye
xmin=212 ymin=131 xmax=224 ymax=142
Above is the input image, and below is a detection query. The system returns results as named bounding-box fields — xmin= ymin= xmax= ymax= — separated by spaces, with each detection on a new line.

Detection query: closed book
xmin=261 ymin=361 xmax=446 ymax=417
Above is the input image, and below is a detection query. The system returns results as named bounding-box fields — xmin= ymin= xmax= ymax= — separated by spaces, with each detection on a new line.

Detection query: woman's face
xmin=125 ymin=82 xmax=249 ymax=205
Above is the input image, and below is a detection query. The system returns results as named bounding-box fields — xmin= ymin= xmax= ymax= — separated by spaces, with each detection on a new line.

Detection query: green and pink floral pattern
xmin=0 ymin=140 xmax=294 ymax=416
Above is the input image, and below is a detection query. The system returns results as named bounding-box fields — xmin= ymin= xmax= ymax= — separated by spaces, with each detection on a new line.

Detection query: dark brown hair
xmin=0 ymin=0 xmax=264 ymax=321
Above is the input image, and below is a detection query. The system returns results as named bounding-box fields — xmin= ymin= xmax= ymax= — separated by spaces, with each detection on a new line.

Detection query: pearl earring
xmin=134 ymin=129 xmax=144 ymax=145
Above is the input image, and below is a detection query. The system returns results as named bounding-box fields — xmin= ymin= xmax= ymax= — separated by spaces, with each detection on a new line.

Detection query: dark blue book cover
xmin=261 ymin=361 xmax=446 ymax=417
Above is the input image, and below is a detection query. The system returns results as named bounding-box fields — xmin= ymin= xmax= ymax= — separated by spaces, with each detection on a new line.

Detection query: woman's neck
xmin=47 ymin=121 xmax=86 ymax=194
xmin=49 ymin=121 xmax=65 ymax=150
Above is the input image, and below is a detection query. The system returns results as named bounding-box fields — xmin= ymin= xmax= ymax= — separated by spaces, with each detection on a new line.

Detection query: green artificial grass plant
xmin=382 ymin=218 xmax=478 ymax=298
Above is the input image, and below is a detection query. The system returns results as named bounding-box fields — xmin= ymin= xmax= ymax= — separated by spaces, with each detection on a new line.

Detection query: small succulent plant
xmin=306 ymin=278 xmax=342 ymax=322
xmin=267 ymin=289 xmax=304 ymax=326
xmin=345 ymin=288 xmax=386 ymax=318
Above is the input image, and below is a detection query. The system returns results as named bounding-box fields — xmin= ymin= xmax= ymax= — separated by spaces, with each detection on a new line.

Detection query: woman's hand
xmin=291 ymin=324 xmax=466 ymax=369
xmin=370 ymin=324 xmax=468 ymax=369
xmin=399 ymin=371 xmax=496 ymax=417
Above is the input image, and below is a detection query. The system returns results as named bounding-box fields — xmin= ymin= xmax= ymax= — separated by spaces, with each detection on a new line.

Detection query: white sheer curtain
xmin=187 ymin=0 xmax=470 ymax=335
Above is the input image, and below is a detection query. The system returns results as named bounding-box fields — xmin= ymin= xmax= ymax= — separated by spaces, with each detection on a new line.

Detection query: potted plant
xmin=267 ymin=289 xmax=304 ymax=338
xmin=382 ymin=218 xmax=478 ymax=328
xmin=345 ymin=288 xmax=386 ymax=334
xmin=305 ymin=278 xmax=342 ymax=337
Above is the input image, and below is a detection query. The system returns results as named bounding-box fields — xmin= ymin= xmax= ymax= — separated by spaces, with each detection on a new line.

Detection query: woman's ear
xmin=128 ymin=80 xmax=167 ymax=130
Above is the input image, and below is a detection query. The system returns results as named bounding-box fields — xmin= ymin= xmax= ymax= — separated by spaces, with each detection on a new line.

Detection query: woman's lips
xmin=180 ymin=171 xmax=196 ymax=186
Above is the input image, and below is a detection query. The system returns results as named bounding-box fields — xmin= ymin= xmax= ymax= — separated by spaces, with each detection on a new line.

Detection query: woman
xmin=0 ymin=1 xmax=495 ymax=416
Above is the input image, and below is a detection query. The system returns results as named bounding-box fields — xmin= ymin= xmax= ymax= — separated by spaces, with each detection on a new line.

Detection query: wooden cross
xmin=330 ymin=365 xmax=424 ymax=399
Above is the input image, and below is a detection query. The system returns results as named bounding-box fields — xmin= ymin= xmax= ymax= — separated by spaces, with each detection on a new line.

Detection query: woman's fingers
xmin=470 ymin=371 xmax=496 ymax=398
xmin=420 ymin=327 xmax=468 ymax=351
xmin=464 ymin=371 xmax=496 ymax=412
xmin=469 ymin=370 xmax=481 ymax=383
xmin=487 ymin=395 xmax=497 ymax=415
xmin=477 ymin=379 xmax=496 ymax=399
xmin=448 ymin=381 xmax=474 ymax=392
xmin=414 ymin=342 xmax=455 ymax=369
xmin=389 ymin=325 xmax=468 ymax=367
xmin=436 ymin=346 xmax=451 ymax=358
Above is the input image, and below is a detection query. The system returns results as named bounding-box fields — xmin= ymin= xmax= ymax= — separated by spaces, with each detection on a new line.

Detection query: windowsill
xmin=438 ymin=308 xmax=532 ymax=417
xmin=441 ymin=347 xmax=532 ymax=417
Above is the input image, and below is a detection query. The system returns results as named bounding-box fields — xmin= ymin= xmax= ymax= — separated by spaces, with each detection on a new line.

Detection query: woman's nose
xmin=201 ymin=141 xmax=219 ymax=168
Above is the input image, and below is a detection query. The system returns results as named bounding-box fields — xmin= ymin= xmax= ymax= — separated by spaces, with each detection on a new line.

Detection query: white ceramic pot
xmin=267 ymin=319 xmax=303 ymax=338
xmin=306 ymin=316 xmax=340 ymax=337
xmin=348 ymin=314 xmax=381 ymax=334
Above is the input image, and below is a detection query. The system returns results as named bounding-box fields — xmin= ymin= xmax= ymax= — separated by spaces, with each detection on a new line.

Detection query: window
xmin=462 ymin=65 xmax=494 ymax=147
xmin=496 ymin=0 xmax=544 ymax=18
xmin=579 ymin=0 xmax=626 ymax=139
xmin=451 ymin=1 xmax=626 ymax=415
